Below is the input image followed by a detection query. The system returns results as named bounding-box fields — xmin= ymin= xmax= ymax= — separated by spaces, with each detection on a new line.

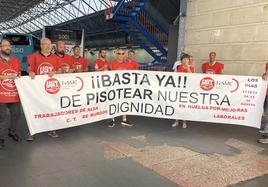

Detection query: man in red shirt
xmin=109 ymin=49 xmax=140 ymax=71
xmin=72 ymin=45 xmax=89 ymax=72
xmin=127 ymin=50 xmax=140 ymax=70
xmin=27 ymin=37 xmax=60 ymax=140
xmin=28 ymin=38 xmax=60 ymax=77
xmin=108 ymin=48 xmax=139 ymax=128
xmin=95 ymin=49 xmax=108 ymax=71
xmin=55 ymin=40 xmax=74 ymax=73
xmin=258 ymin=63 xmax=268 ymax=144
xmin=0 ymin=39 xmax=22 ymax=148
xmin=201 ymin=52 xmax=224 ymax=74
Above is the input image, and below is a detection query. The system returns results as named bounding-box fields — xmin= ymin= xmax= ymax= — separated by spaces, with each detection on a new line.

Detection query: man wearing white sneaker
xmin=108 ymin=48 xmax=139 ymax=128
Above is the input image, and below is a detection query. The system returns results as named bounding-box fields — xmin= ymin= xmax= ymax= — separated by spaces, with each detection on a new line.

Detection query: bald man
xmin=28 ymin=38 xmax=60 ymax=78
xmin=27 ymin=37 xmax=61 ymax=140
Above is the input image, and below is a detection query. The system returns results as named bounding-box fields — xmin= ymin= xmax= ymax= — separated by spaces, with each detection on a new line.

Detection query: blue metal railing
xmin=106 ymin=0 xmax=168 ymax=65
xmin=111 ymin=0 xmax=126 ymax=18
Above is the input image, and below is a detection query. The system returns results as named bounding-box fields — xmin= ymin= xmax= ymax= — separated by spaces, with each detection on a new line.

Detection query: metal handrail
xmin=137 ymin=11 xmax=168 ymax=46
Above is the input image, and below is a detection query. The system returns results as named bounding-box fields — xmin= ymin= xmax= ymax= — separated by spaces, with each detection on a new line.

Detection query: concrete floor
xmin=0 ymin=115 xmax=268 ymax=187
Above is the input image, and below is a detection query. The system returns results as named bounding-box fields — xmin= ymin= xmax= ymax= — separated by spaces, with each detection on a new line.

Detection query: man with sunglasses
xmin=0 ymin=39 xmax=22 ymax=148
xmin=108 ymin=48 xmax=139 ymax=127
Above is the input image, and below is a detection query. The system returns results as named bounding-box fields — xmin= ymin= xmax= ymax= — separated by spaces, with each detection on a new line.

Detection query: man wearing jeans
xmin=0 ymin=39 xmax=22 ymax=148
xmin=258 ymin=63 xmax=268 ymax=144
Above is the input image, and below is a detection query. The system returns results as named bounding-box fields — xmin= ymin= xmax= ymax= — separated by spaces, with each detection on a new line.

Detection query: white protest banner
xmin=15 ymin=71 xmax=266 ymax=135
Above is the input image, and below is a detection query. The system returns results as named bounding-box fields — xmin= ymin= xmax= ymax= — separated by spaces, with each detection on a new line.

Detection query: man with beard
xmin=126 ymin=50 xmax=140 ymax=70
xmin=95 ymin=49 xmax=108 ymax=71
xmin=0 ymin=39 xmax=22 ymax=148
xmin=72 ymin=45 xmax=89 ymax=72
xmin=27 ymin=37 xmax=60 ymax=140
xmin=55 ymin=41 xmax=74 ymax=73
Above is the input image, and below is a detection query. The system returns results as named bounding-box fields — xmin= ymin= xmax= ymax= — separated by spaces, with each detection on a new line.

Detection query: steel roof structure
xmin=0 ymin=0 xmax=180 ymax=49
xmin=0 ymin=0 xmax=43 ymax=22
xmin=0 ymin=0 xmax=114 ymax=34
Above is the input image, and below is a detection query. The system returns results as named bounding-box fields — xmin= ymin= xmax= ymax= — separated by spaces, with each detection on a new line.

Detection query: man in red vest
xmin=55 ymin=40 xmax=74 ymax=73
xmin=202 ymin=52 xmax=224 ymax=74
xmin=0 ymin=39 xmax=22 ymax=148
xmin=109 ymin=49 xmax=139 ymax=71
xmin=27 ymin=38 xmax=61 ymax=140
xmin=108 ymin=48 xmax=139 ymax=128
xmin=72 ymin=45 xmax=89 ymax=72
xmin=95 ymin=49 xmax=108 ymax=71
xmin=126 ymin=50 xmax=140 ymax=70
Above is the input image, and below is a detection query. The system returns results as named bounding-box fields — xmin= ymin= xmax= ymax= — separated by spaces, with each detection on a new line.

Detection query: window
xmin=32 ymin=36 xmax=40 ymax=51
xmin=3 ymin=34 xmax=30 ymax=45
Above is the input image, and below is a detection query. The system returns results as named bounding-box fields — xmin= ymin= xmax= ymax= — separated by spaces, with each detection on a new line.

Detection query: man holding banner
xmin=27 ymin=37 xmax=60 ymax=140
xmin=0 ymin=39 xmax=22 ymax=148
xmin=108 ymin=48 xmax=139 ymax=127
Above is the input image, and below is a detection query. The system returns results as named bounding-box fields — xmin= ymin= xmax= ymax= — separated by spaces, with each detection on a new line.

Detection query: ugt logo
xmin=200 ymin=77 xmax=215 ymax=91
xmin=45 ymin=78 xmax=60 ymax=94
xmin=1 ymin=69 xmax=17 ymax=92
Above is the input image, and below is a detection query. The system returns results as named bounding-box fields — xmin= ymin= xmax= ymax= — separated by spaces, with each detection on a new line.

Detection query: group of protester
xmin=171 ymin=52 xmax=268 ymax=144
xmin=0 ymin=38 xmax=140 ymax=148
xmin=0 ymin=37 xmax=267 ymax=149
xmin=26 ymin=38 xmax=89 ymax=141
xmin=170 ymin=52 xmax=223 ymax=129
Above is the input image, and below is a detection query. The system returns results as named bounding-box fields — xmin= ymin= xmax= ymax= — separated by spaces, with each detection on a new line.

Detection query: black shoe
xmin=263 ymin=134 xmax=268 ymax=139
xmin=8 ymin=133 xmax=22 ymax=142
xmin=108 ymin=119 xmax=116 ymax=128
xmin=0 ymin=139 xmax=4 ymax=149
xmin=8 ymin=129 xmax=22 ymax=142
